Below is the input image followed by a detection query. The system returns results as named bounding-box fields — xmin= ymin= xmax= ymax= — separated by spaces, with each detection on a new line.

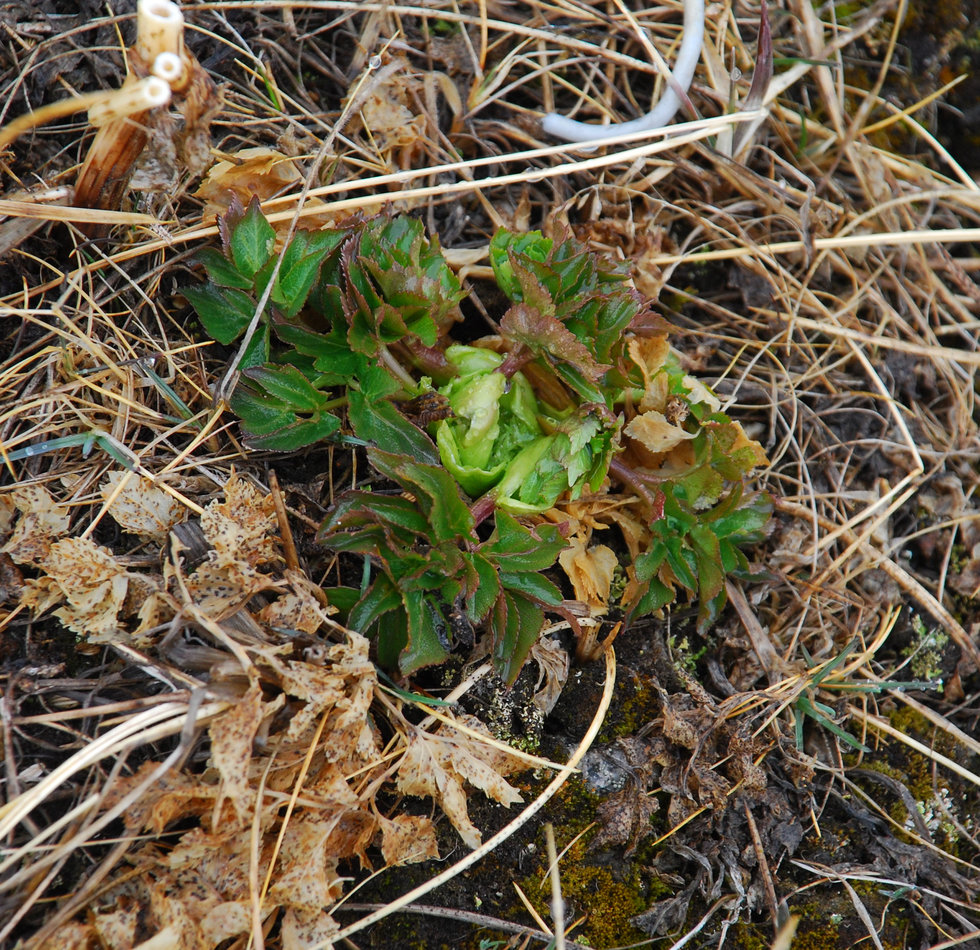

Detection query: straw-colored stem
xmin=87 ymin=76 xmax=171 ymax=127
xmin=135 ymin=0 xmax=184 ymax=64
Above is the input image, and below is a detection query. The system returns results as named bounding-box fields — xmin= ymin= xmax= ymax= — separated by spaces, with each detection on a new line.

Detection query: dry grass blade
xmin=1 ymin=0 xmax=979 ymax=946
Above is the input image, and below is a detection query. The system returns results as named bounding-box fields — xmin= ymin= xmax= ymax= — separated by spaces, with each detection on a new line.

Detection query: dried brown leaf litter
xmin=2 ymin=0 xmax=980 ymax=947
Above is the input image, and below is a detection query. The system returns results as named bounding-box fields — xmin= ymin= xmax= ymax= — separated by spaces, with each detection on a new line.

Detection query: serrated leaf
xmin=184 ymin=283 xmax=257 ymax=344
xmin=230 ymin=195 xmax=275 ymax=279
xmin=239 ymin=321 xmax=271 ymax=370
xmin=399 ymin=589 xmax=451 ymax=674
xmin=500 ymin=303 xmax=608 ymax=383
xmin=367 ymin=450 xmax=474 ymax=540
xmin=274 ymin=323 xmax=360 ymax=382
xmin=195 ymin=247 xmax=253 ymax=289
xmin=273 ymin=229 xmax=345 ymax=317
xmin=631 ymin=575 xmax=674 ymax=617
xmin=499 ymin=570 xmax=562 ymax=606
xmin=242 ymin=414 xmax=341 ymax=452
xmin=348 ymin=391 xmax=440 ymax=466
xmin=482 ymin=512 xmax=564 ymax=572
xmin=689 ymin=523 xmax=725 ymax=605
xmin=461 ymin=551 xmax=501 ymax=622
xmin=349 ymin=573 xmax=402 ymax=634
xmin=321 ymin=493 xmax=431 ymax=541
xmin=241 ymin=364 xmax=327 ymax=413
xmin=712 ymin=495 xmax=772 ymax=542
xmin=489 ymin=229 xmax=553 ymax=301
xmin=492 ymin=590 xmax=545 ymax=685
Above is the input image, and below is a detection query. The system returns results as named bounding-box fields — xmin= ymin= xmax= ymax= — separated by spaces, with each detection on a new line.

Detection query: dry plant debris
xmin=1 ymin=0 xmax=980 ymax=947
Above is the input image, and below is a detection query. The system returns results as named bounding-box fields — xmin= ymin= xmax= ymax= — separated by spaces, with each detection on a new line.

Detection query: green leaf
xmin=195 ymin=247 xmax=253 ymax=289
xmin=230 ymin=195 xmax=275 ymax=279
xmin=348 ymin=390 xmax=440 ymax=466
xmin=325 ymin=586 xmax=360 ymax=615
xmin=273 ymin=228 xmax=345 ymax=317
xmin=461 ymin=552 xmax=501 ymax=622
xmin=712 ymin=495 xmax=773 ymax=542
xmin=491 ymin=590 xmax=546 ymax=685
xmin=482 ymin=512 xmax=565 ymax=572
xmin=499 ymin=570 xmax=562 ymax=606
xmin=631 ymin=576 xmax=673 ymax=617
xmin=322 ymin=493 xmax=431 ymax=540
xmin=689 ymin=523 xmax=725 ymax=604
xmin=399 ymin=590 xmax=451 ymax=674
xmin=500 ymin=303 xmax=608 ymax=383
xmin=349 ymin=573 xmax=402 ymax=633
xmin=367 ymin=450 xmax=475 ymax=541
xmin=184 ymin=284 xmax=256 ymax=344
xmin=489 ymin=229 xmax=553 ymax=301
xmin=241 ymin=364 xmax=326 ymax=413
xmin=274 ymin=323 xmax=360 ymax=382
xmin=230 ymin=365 xmax=341 ymax=451
xmin=241 ymin=414 xmax=341 ymax=452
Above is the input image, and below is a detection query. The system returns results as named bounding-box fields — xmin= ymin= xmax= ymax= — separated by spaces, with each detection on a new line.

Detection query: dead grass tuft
xmin=1 ymin=0 xmax=979 ymax=947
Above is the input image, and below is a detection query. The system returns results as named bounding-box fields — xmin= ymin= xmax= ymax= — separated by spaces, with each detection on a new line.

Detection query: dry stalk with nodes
xmin=0 ymin=1 xmax=219 ymax=238
xmin=72 ymin=0 xmax=220 ymax=234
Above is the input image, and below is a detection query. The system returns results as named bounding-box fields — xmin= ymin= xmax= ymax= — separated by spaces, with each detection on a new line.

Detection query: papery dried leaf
xmin=105 ymin=761 xmax=216 ymax=833
xmin=21 ymin=537 xmax=132 ymax=641
xmin=592 ymin=784 xmax=660 ymax=854
xmin=281 ymin=908 xmax=340 ymax=950
xmin=183 ymin=558 xmax=276 ymax=619
xmin=199 ymin=902 xmax=251 ymax=947
xmin=267 ymin=818 xmax=351 ymax=909
xmin=1 ymin=484 xmax=70 ymax=564
xmin=19 ymin=575 xmax=62 ymax=617
xmin=167 ymin=826 xmax=252 ymax=895
xmin=209 ymin=681 xmax=268 ymax=824
xmin=728 ymin=421 xmax=769 ymax=468
xmin=628 ymin=335 xmax=671 ymax=413
xmin=257 ymin=577 xmax=332 ymax=635
xmin=559 ymin=538 xmax=619 ymax=612
xmin=396 ymin=714 xmax=524 ymax=849
xmin=0 ymin=493 xmax=15 ymax=536
xmin=36 ymin=921 xmax=97 ymax=950
xmin=661 ymin=702 xmax=700 ymax=750
xmin=274 ymin=659 xmax=346 ymax=741
xmin=624 ymin=410 xmax=696 ymax=456
xmin=681 ymin=374 xmax=721 ymax=413
xmin=146 ymin=876 xmax=207 ymax=950
xmin=354 ymin=55 xmax=436 ymax=167
xmin=529 ymin=635 xmax=570 ymax=715
xmin=92 ymin=901 xmax=139 ymax=950
xmin=200 ymin=473 xmax=279 ymax=566
xmin=379 ymin=813 xmax=440 ymax=866
xmin=101 ymin=471 xmax=186 ymax=541
xmin=269 ymin=632 xmax=378 ymax=752
xmin=197 ymin=147 xmax=309 ymax=220
xmin=604 ymin=508 xmax=652 ymax=562
xmin=134 ymin=587 xmax=179 ymax=637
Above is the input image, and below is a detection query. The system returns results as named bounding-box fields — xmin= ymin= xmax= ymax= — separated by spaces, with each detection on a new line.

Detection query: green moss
xmin=847 ymin=706 xmax=977 ymax=854
xmin=754 ymin=883 xmax=913 ymax=950
xmin=512 ymin=846 xmax=650 ymax=947
xmin=597 ymin=673 xmax=659 ymax=741
xmin=498 ymin=779 xmax=673 ymax=948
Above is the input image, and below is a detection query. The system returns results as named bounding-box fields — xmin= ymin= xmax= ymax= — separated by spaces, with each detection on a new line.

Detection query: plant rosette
xmin=434 ymin=344 xmax=618 ymax=513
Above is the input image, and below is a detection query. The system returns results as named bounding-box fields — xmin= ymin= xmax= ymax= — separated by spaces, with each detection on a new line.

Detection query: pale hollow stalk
xmin=73 ymin=0 xmax=186 ymax=228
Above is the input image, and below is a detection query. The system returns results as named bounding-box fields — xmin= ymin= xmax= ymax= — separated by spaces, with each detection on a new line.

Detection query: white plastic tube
xmin=541 ymin=0 xmax=705 ymax=143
